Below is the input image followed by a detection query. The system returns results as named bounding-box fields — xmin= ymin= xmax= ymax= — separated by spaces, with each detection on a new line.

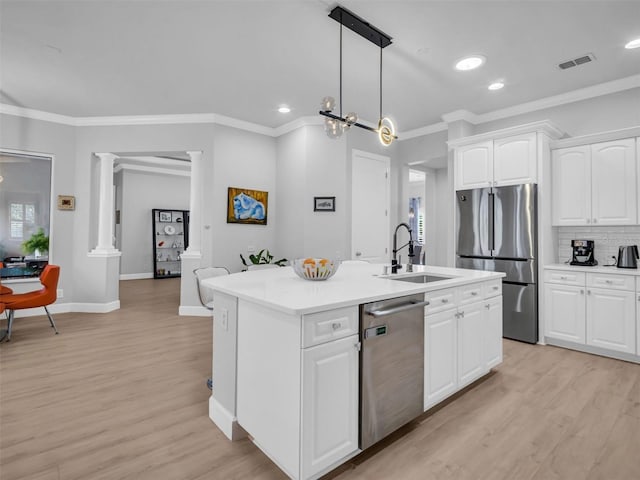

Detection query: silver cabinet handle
xmin=605 ymin=280 xmax=613 ymax=284
xmin=355 ymin=251 xmax=362 ymax=257
xmin=459 ymin=311 xmax=465 ymax=318
xmin=367 ymin=300 xmax=430 ymax=317
xmin=560 ymin=276 xmax=568 ymax=280
xmin=485 ymin=304 xmax=490 ymax=309
xmin=441 ymin=298 xmax=449 ymax=304
xmin=332 ymin=322 xmax=341 ymax=330
xmin=493 ymin=286 xmax=499 ymax=290
xmin=354 ymin=341 xmax=361 ymax=351
xmin=593 ymin=218 xmax=598 ymax=223
xmin=580 ymin=289 xmax=584 ymax=294
xmin=586 ymin=219 xmax=591 ymax=223
xmin=471 ymin=291 xmax=478 ymax=296
xmin=588 ymin=290 xmax=591 ymax=295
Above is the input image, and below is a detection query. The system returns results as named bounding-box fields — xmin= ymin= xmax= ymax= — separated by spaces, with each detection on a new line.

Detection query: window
xmin=0 ymin=151 xmax=52 ymax=275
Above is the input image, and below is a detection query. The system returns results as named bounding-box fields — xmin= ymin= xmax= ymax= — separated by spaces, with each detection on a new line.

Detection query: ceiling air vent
xmin=558 ymin=53 xmax=596 ymax=70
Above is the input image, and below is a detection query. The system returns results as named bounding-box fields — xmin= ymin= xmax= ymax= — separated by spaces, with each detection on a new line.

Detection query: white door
xmin=455 ymin=141 xmax=493 ymax=190
xmin=544 ymin=283 xmax=586 ymax=343
xmin=493 ymin=133 xmax=537 ymax=186
xmin=351 ymin=150 xmax=390 ymax=262
xmin=301 ymin=335 xmax=359 ymax=479
xmin=457 ymin=302 xmax=486 ymax=388
xmin=424 ymin=309 xmax=457 ymax=410
xmin=586 ymin=288 xmax=636 ymax=354
xmin=551 ymin=146 xmax=591 ymax=226
xmin=483 ymin=296 xmax=503 ymax=369
xmin=591 ymin=138 xmax=637 ymax=225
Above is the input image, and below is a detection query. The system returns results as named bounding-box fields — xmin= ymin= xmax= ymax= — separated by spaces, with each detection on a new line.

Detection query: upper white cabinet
xmin=552 ymin=138 xmax=637 ymax=226
xmin=455 ymin=133 xmax=537 ymax=190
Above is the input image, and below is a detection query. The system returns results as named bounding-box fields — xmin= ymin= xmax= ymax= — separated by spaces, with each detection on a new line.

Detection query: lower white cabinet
xmin=484 ymin=297 xmax=503 ymax=369
xmin=457 ymin=302 xmax=486 ymax=388
xmin=544 ymin=283 xmax=586 ymax=343
xmin=301 ymin=334 xmax=359 ymax=478
xmin=424 ymin=310 xmax=457 ymax=408
xmin=586 ymin=288 xmax=635 ymax=354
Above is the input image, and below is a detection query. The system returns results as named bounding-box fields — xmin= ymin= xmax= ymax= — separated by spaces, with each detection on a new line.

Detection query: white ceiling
xmin=1 ymin=1 xmax=639 ymax=132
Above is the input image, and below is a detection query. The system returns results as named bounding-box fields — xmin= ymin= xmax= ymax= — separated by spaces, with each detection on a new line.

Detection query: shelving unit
xmin=152 ymin=209 xmax=189 ymax=279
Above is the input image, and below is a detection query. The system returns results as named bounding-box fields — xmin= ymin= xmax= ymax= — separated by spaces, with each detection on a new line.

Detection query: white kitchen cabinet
xmin=591 ymin=138 xmax=637 ymax=225
xmin=586 ymin=288 xmax=636 ymax=354
xmin=637 ymin=289 xmax=640 ymax=356
xmin=483 ymin=297 xmax=503 ymax=369
xmin=551 ymin=146 xmax=591 ymax=225
xmin=424 ymin=309 xmax=457 ymax=409
xmin=457 ymin=301 xmax=487 ymax=388
xmin=301 ymin=334 xmax=359 ymax=478
xmin=551 ymin=138 xmax=637 ymax=226
xmin=544 ymin=283 xmax=586 ymax=343
xmin=455 ymin=141 xmax=494 ymax=190
xmin=455 ymin=133 xmax=537 ymax=190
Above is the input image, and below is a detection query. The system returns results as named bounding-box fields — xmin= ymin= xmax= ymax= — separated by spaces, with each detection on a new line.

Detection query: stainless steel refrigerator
xmin=456 ymin=183 xmax=538 ymax=343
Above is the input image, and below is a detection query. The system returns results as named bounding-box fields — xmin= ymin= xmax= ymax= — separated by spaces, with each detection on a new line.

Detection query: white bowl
xmin=292 ymin=258 xmax=340 ymax=281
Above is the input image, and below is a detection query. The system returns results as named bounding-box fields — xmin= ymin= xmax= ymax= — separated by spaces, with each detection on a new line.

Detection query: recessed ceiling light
xmin=455 ymin=55 xmax=486 ymax=71
xmin=625 ymin=38 xmax=640 ymax=49
xmin=488 ymin=81 xmax=504 ymax=91
xmin=278 ymin=105 xmax=291 ymax=113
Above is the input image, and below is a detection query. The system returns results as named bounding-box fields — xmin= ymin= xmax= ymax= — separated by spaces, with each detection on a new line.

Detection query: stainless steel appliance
xmin=456 ymin=183 xmax=538 ymax=343
xmin=617 ymin=245 xmax=639 ymax=268
xmin=360 ymin=293 xmax=428 ymax=450
xmin=571 ymin=239 xmax=597 ymax=266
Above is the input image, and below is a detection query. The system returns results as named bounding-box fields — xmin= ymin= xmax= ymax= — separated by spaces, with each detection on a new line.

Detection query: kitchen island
xmin=203 ymin=263 xmax=505 ymax=480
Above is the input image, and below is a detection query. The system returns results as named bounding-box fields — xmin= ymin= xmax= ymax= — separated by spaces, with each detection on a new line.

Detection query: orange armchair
xmin=0 ymin=262 xmax=13 ymax=295
xmin=1 ymin=265 xmax=60 ymax=342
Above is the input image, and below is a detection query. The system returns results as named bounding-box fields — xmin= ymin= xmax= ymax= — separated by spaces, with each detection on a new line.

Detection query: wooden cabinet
xmin=552 ymin=138 xmax=637 ymax=226
xmin=301 ymin=335 xmax=359 ymax=478
xmin=544 ymin=283 xmax=586 ymax=343
xmin=483 ymin=297 xmax=503 ymax=369
xmin=586 ymin=288 xmax=636 ymax=354
xmin=424 ymin=309 xmax=457 ymax=409
xmin=455 ymin=133 xmax=537 ymax=190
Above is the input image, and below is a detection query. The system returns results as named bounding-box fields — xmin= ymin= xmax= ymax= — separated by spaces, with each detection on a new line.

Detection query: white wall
xmin=120 ymin=169 xmax=190 ymax=275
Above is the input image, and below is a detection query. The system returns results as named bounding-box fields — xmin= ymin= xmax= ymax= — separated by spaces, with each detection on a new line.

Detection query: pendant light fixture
xmin=319 ymin=6 xmax=397 ymax=146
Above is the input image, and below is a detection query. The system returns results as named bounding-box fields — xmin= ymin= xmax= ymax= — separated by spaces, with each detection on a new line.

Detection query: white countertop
xmin=203 ymin=263 xmax=504 ymax=315
xmin=545 ymin=263 xmax=640 ymax=276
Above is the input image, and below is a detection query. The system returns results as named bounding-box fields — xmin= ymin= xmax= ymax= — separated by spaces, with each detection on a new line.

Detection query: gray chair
xmin=193 ymin=267 xmax=230 ymax=310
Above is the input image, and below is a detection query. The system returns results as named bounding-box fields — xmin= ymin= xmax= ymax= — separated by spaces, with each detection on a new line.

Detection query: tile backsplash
xmin=558 ymin=226 xmax=640 ymax=265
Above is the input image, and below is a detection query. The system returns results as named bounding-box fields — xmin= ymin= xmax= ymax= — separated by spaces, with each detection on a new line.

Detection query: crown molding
xmin=551 ymin=125 xmax=640 ymax=149
xmin=2 ymin=73 xmax=638 ymax=139
xmin=113 ymin=163 xmax=190 ymax=177
xmin=447 ymin=120 xmax=565 ymax=149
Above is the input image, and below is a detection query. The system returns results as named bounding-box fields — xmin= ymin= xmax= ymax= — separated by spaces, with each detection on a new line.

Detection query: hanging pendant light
xmin=318 ymin=6 xmax=398 ymax=145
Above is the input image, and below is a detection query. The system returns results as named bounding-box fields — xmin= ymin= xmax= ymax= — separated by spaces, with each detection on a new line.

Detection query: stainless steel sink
xmin=389 ymin=274 xmax=453 ymax=284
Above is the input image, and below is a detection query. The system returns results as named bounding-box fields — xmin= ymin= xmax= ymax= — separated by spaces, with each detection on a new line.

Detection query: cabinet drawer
xmin=587 ymin=273 xmax=635 ymax=291
xmin=459 ymin=283 xmax=483 ymax=305
xmin=483 ymin=279 xmax=502 ymax=298
xmin=302 ymin=306 xmax=358 ymax=348
xmin=543 ymin=270 xmax=586 ymax=286
xmin=425 ymin=288 xmax=457 ymax=315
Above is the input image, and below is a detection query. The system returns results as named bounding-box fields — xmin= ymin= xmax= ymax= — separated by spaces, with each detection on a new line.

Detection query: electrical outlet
xmin=57 ymin=289 xmax=64 ymax=298
xmin=247 ymin=245 xmax=256 ymax=253
xmin=220 ymin=308 xmax=228 ymax=331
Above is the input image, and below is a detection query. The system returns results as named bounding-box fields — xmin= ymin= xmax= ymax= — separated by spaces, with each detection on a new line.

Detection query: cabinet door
xmin=551 ymin=146 xmax=591 ymax=226
xmin=301 ymin=335 xmax=359 ymax=478
xmin=591 ymin=138 xmax=637 ymax=225
xmin=424 ymin=309 xmax=457 ymax=410
xmin=455 ymin=141 xmax=494 ymax=190
xmin=493 ymin=133 xmax=537 ymax=186
xmin=544 ymin=283 xmax=586 ymax=343
xmin=457 ymin=302 xmax=486 ymax=388
xmin=483 ymin=296 xmax=503 ymax=369
xmin=637 ymin=291 xmax=640 ymax=355
xmin=586 ymin=288 xmax=636 ymax=354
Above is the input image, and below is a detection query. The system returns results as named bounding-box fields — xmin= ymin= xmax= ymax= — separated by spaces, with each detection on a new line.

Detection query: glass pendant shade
xmin=345 ymin=112 xmax=358 ymax=126
xmin=320 ymin=96 xmax=336 ymax=113
xmin=324 ymin=117 xmax=345 ymax=139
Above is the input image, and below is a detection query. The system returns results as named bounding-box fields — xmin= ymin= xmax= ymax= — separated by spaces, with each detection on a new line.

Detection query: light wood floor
xmin=1 ymin=279 xmax=639 ymax=480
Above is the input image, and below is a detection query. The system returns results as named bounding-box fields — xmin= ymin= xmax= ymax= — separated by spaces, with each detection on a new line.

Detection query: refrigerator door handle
xmin=488 ymin=192 xmax=495 ymax=253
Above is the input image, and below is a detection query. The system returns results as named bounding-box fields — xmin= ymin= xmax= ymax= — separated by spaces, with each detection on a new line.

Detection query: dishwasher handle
xmin=366 ymin=300 xmax=430 ymax=318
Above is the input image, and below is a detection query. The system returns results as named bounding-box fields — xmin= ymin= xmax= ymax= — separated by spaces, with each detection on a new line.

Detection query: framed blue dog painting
xmin=227 ymin=187 xmax=268 ymax=225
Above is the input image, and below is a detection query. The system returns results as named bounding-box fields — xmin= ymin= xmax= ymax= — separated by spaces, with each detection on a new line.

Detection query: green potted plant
xmin=22 ymin=228 xmax=49 ymax=258
xmin=240 ymin=249 xmax=287 ymax=269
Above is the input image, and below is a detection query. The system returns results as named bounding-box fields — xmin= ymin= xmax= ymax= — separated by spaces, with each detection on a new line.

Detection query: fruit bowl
xmin=292 ymin=258 xmax=340 ymax=281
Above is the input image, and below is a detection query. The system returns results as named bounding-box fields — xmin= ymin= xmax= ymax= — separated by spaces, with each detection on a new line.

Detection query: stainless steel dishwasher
xmin=360 ymin=293 xmax=428 ymax=449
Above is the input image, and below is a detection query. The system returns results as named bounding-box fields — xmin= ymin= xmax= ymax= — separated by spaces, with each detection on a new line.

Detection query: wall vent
xmin=558 ymin=53 xmax=596 ymax=70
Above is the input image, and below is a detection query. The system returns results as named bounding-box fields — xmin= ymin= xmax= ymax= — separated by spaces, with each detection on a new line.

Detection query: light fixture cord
xmin=339 ymin=20 xmax=343 ymax=118
xmin=379 ymin=46 xmax=383 ymax=120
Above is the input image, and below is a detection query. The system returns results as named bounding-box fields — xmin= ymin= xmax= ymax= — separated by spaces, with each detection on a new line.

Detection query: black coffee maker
xmin=570 ymin=240 xmax=597 ymax=266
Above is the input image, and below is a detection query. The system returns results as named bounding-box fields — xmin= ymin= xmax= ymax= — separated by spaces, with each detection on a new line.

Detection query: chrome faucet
xmin=392 ymin=222 xmax=415 ymax=274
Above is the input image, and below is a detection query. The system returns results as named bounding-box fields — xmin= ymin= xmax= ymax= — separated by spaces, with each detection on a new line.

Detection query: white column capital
xmin=186 ymin=151 xmax=203 ymax=160
xmin=95 ymin=152 xmax=119 ymax=162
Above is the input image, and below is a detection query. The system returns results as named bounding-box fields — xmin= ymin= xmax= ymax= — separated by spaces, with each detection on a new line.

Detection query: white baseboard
xmin=209 ymin=396 xmax=245 ymax=441
xmin=120 ymin=273 xmax=154 ymax=280
xmin=179 ymin=305 xmax=212 ymax=317
xmin=7 ymin=300 xmax=120 ymax=318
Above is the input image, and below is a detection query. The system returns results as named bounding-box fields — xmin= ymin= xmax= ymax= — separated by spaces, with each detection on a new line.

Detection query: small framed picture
xmin=159 ymin=211 xmax=172 ymax=222
xmin=314 ymin=196 xmax=335 ymax=212
xmin=57 ymin=195 xmax=75 ymax=211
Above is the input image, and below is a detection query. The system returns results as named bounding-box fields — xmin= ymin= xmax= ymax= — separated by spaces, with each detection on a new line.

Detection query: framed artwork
xmin=227 ymin=187 xmax=268 ymax=225
xmin=314 ymin=196 xmax=335 ymax=212
xmin=158 ymin=211 xmax=172 ymax=222
xmin=57 ymin=195 xmax=75 ymax=211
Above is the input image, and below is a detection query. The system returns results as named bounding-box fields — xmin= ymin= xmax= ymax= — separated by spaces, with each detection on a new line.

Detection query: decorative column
xmin=185 ymin=150 xmax=202 ymax=255
xmin=91 ymin=152 xmax=119 ymax=254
